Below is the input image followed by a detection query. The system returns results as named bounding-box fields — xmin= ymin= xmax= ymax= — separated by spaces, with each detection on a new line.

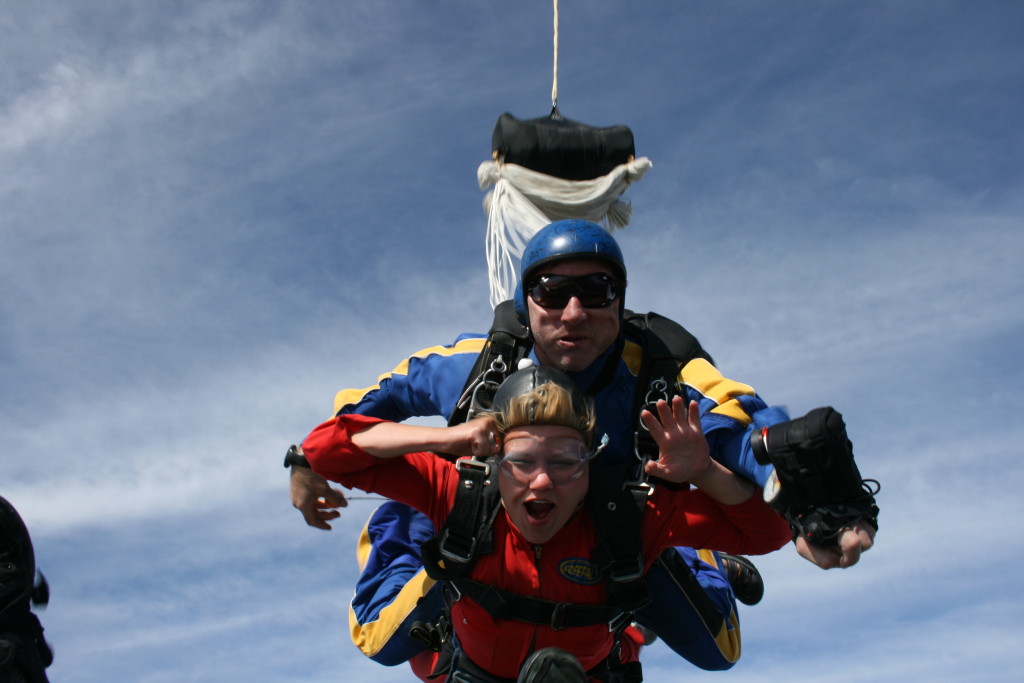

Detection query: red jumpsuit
xmin=304 ymin=414 xmax=790 ymax=680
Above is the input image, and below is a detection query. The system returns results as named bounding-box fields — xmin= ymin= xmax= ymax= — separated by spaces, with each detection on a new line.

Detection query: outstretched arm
xmin=350 ymin=416 xmax=500 ymax=460
xmin=641 ymin=396 xmax=755 ymax=505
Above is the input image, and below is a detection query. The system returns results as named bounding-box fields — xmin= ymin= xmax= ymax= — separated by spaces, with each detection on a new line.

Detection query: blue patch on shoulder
xmin=559 ymin=557 xmax=601 ymax=585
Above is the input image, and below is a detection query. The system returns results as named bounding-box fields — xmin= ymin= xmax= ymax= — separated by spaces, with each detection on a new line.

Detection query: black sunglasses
xmin=527 ymin=273 xmax=623 ymax=310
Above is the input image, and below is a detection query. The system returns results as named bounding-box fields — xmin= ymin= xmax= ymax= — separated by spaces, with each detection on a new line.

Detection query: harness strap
xmin=587 ymin=462 xmax=652 ymax=614
xmin=623 ymin=311 xmax=709 ymax=490
xmin=448 ymin=645 xmax=643 ymax=683
xmin=448 ymin=300 xmax=531 ymax=430
xmin=447 ymin=649 xmax=518 ymax=683
xmin=422 ymin=459 xmax=501 ymax=579
xmin=584 ymin=335 xmax=625 ymax=397
xmin=451 ymin=578 xmax=629 ymax=631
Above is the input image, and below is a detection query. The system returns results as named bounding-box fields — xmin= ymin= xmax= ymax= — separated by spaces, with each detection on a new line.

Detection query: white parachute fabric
xmin=479 ymin=156 xmax=652 ymax=308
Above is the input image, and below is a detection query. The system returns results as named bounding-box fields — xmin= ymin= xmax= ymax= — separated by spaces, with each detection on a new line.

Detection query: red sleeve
xmin=645 ymin=488 xmax=791 ymax=557
xmin=301 ymin=415 xmax=456 ymax=530
xmin=301 ymin=414 xmax=387 ymax=479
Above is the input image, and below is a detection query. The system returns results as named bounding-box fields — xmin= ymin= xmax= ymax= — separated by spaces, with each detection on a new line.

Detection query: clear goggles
xmin=498 ymin=434 xmax=607 ymax=485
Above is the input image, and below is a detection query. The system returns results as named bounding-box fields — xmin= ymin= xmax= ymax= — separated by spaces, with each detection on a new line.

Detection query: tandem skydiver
xmin=287 ymin=219 xmax=878 ymax=677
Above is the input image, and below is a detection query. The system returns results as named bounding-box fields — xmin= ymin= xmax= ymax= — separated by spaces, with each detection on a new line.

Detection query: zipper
xmin=526 ymin=544 xmax=543 ymax=655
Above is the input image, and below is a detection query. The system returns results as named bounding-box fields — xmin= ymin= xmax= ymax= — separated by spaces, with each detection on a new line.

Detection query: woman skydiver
xmin=301 ymin=365 xmax=790 ymax=682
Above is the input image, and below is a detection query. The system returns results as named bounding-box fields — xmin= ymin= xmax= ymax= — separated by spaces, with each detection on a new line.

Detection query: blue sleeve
xmin=680 ymin=358 xmax=789 ymax=488
xmin=332 ymin=335 xmax=486 ymax=422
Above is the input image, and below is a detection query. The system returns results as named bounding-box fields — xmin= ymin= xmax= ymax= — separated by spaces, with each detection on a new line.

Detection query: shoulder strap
xmin=421 ymin=458 xmax=502 ymax=580
xmin=586 ymin=461 xmax=652 ymax=614
xmin=623 ymin=310 xmax=713 ymax=369
xmin=623 ymin=310 xmax=711 ymax=467
xmin=447 ymin=300 xmax=532 ymax=429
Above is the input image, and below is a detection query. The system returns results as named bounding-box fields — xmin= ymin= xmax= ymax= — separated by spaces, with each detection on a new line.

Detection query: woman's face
xmin=498 ymin=424 xmax=590 ymax=545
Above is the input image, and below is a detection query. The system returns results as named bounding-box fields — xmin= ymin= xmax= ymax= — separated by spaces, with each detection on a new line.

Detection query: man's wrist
xmin=284 ymin=444 xmax=311 ymax=469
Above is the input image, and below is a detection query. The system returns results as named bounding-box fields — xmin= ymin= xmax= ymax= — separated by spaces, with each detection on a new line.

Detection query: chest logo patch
xmin=559 ymin=557 xmax=601 ymax=585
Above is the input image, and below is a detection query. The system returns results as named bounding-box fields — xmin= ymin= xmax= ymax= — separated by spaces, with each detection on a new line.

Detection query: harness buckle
xmin=455 ymin=458 xmax=491 ymax=477
xmin=607 ymin=610 xmax=631 ymax=634
xmin=465 ymin=355 xmax=508 ymax=420
xmin=609 ymin=554 xmax=645 ymax=583
xmin=549 ymin=602 xmax=572 ymax=631
xmin=438 ymin=528 xmax=476 ymax=564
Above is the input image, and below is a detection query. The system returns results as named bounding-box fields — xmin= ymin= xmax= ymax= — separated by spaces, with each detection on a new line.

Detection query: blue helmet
xmin=514 ymin=219 xmax=627 ymax=324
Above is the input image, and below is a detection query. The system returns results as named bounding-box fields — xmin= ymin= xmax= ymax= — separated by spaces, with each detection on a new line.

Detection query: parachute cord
xmin=551 ymin=0 xmax=559 ymax=116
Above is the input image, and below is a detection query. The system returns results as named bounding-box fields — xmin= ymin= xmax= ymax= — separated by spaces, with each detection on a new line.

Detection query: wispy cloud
xmin=3 ymin=1 xmax=1022 ymax=681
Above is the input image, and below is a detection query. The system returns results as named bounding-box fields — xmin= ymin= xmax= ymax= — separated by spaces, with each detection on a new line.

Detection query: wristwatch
xmin=283 ymin=444 xmax=311 ymax=469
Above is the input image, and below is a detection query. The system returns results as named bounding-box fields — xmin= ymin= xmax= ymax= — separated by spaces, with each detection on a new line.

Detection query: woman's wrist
xmin=689 ymin=460 xmax=755 ymax=504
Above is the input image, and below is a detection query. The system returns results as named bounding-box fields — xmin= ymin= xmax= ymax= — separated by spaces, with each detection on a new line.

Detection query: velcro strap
xmin=786 ymin=486 xmax=880 ymax=544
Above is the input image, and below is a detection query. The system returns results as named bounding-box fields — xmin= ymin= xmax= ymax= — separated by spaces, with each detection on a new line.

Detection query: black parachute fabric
xmin=491 ymin=111 xmax=636 ymax=181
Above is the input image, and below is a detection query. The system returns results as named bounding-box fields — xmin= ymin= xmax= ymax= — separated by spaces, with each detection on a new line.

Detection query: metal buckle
xmin=454 ymin=458 xmax=491 ymax=494
xmin=549 ymin=602 xmax=571 ymax=631
xmin=642 ymin=377 xmax=670 ymax=413
xmin=609 ymin=554 xmax=645 ymax=583
xmin=607 ymin=610 xmax=631 ymax=633
xmin=466 ymin=355 xmax=508 ymax=420
xmin=454 ymin=458 xmax=491 ymax=478
xmin=438 ymin=528 xmax=475 ymax=564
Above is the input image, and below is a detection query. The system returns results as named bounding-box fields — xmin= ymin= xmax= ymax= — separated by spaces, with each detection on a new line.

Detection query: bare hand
xmin=794 ymin=519 xmax=876 ymax=569
xmin=640 ymin=396 xmax=712 ymax=484
xmin=290 ymin=465 xmax=348 ymax=530
xmin=440 ymin=417 xmax=501 ymax=459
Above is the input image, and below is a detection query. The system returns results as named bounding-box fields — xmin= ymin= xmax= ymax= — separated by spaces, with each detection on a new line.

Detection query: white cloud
xmin=3 ymin=2 xmax=1022 ymax=681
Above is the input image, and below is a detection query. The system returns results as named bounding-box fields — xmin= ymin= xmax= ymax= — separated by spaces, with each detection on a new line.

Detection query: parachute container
xmin=491 ymin=111 xmax=636 ymax=181
xmin=480 ymin=110 xmax=652 ymax=308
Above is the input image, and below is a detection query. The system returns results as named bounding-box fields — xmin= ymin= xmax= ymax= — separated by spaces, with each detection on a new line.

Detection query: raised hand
xmin=640 ymin=396 xmax=712 ymax=484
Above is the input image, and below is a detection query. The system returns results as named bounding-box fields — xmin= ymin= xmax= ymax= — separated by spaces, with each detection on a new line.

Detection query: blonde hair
xmin=489 ymin=382 xmax=595 ymax=444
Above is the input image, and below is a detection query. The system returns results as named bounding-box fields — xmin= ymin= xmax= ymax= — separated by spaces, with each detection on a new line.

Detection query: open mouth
xmin=524 ymin=500 xmax=555 ymax=525
xmin=558 ymin=335 xmax=586 ymax=347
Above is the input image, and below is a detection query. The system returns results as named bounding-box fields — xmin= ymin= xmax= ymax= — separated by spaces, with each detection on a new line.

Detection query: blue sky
xmin=2 ymin=1 xmax=1022 ymax=681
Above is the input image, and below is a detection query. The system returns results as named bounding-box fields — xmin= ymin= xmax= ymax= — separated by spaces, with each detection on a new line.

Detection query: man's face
xmin=498 ymin=425 xmax=590 ymax=545
xmin=526 ymin=259 xmax=622 ymax=372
